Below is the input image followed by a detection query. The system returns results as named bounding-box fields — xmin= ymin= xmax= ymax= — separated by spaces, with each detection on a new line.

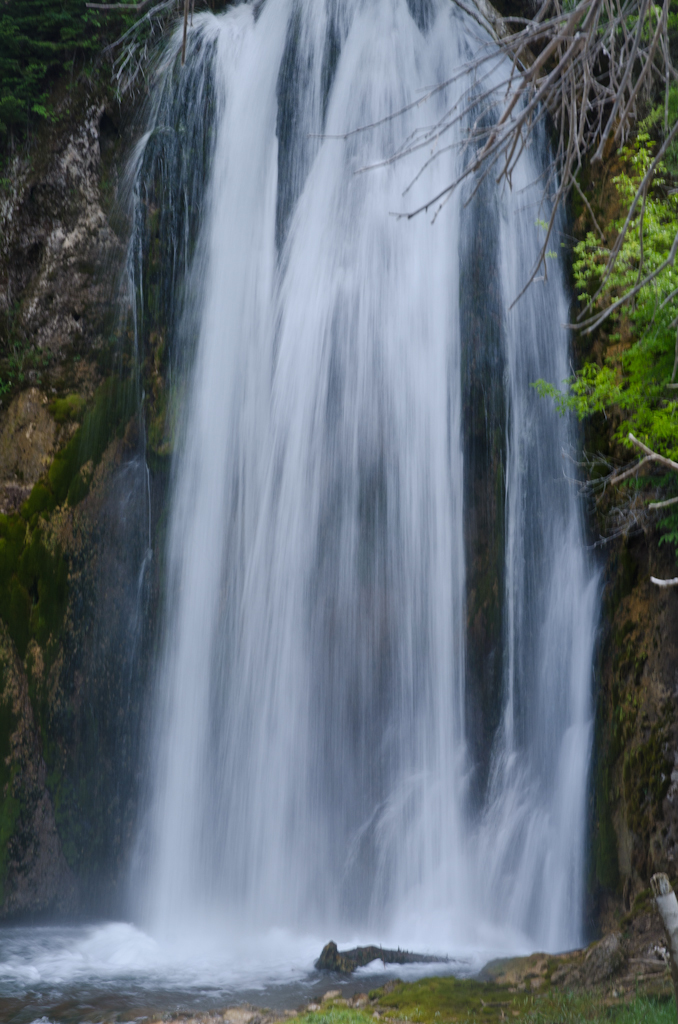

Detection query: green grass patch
xmin=370 ymin=975 xmax=518 ymax=1021
xmin=522 ymin=991 xmax=674 ymax=1023
xmin=356 ymin=976 xmax=676 ymax=1023
xmin=297 ymin=1009 xmax=375 ymax=1024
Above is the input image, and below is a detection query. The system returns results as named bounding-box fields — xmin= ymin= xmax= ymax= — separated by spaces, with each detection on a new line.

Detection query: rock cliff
xmin=0 ymin=73 xmax=159 ymax=916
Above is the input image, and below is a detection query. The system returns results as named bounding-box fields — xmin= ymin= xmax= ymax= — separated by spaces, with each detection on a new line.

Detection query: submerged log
xmin=315 ymin=941 xmax=448 ymax=974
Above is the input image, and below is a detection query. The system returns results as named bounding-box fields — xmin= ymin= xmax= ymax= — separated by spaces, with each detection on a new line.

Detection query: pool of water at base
xmin=0 ymin=922 xmax=515 ymax=1024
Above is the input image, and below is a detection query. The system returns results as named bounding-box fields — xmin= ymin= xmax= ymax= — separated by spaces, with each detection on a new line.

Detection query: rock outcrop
xmin=590 ymin=529 xmax=678 ymax=924
xmin=0 ymin=71 xmax=156 ymax=917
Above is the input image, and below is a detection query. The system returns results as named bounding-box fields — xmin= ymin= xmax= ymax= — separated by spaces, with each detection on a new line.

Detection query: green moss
xmin=48 ymin=431 xmax=82 ymax=505
xmin=352 ymin=975 xmax=676 ymax=1024
xmin=79 ymin=376 xmax=134 ymax=468
xmin=147 ymin=387 xmax=169 ymax=456
xmin=0 ymin=514 xmax=67 ymax=659
xmin=0 ymin=376 xmax=129 ymax=657
xmin=48 ymin=375 xmax=135 ymax=507
xmin=0 ymin=773 xmax=20 ymax=907
xmin=19 ymin=529 xmax=68 ymax=650
xmin=623 ymin=726 xmax=672 ymax=836
xmin=606 ymin=542 xmax=638 ymax=622
xmin=0 ymin=656 xmax=19 ymax=906
xmin=66 ymin=465 xmax=91 ymax=506
xmin=369 ymin=976 xmax=520 ymax=1022
xmin=48 ymin=393 xmax=86 ymax=424
xmin=0 ymin=374 xmax=137 ymax=887
xmin=20 ymin=481 xmax=56 ymax=521
xmin=595 ymin=754 xmax=620 ymax=891
xmin=0 ymin=515 xmax=26 ymax=580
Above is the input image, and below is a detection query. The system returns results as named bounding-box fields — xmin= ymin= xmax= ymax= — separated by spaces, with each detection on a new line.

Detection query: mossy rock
xmin=368 ymin=975 xmax=521 ymax=1022
xmin=48 ymin=376 xmax=135 ymax=506
xmin=0 ymin=374 xmax=135 ymax=659
xmin=48 ymin=393 xmax=85 ymax=424
xmin=20 ymin=481 xmax=56 ymax=521
xmin=623 ymin=727 xmax=672 ymax=836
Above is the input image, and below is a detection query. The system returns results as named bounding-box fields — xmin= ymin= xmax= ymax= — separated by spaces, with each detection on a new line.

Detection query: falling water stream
xmin=0 ymin=1 xmax=600 ymax=1019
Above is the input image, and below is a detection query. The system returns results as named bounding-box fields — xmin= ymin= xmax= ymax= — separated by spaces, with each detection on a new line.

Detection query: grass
xmin=521 ymin=992 xmax=675 ymax=1023
xmin=299 ymin=979 xmax=676 ymax=1024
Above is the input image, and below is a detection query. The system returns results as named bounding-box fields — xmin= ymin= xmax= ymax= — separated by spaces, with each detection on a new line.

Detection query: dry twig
xmin=590 ymin=432 xmax=678 ymax=583
xmin=347 ymin=0 xmax=676 ymax=309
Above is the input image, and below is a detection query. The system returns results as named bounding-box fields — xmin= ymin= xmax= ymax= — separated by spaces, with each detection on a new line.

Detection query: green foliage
xmin=538 ymin=134 xmax=678 ymax=453
xmin=0 ymin=1 xmax=134 ymax=148
xmin=534 ymin=131 xmax=678 ymax=549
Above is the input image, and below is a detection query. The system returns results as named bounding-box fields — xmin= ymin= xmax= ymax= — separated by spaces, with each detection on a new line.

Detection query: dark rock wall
xmin=591 ymin=531 xmax=678 ymax=927
xmin=0 ymin=74 xmax=165 ymax=918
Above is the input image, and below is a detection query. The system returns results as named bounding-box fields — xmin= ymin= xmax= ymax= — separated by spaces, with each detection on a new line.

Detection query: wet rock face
xmin=0 ymin=103 xmax=123 ymax=365
xmin=0 ymin=389 xmax=60 ymax=513
xmin=0 ymin=620 xmax=76 ymax=915
xmin=593 ymin=532 xmax=678 ymax=916
xmin=0 ymin=82 xmax=157 ymax=918
xmin=0 ymin=420 xmax=156 ymax=919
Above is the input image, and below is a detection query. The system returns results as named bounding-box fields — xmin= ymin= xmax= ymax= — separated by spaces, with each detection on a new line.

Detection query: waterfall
xmin=135 ymin=0 xmax=599 ymax=957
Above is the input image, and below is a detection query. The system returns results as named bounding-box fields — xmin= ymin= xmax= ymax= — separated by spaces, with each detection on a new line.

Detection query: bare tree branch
xmin=357 ymin=0 xmax=676 ymax=308
xmin=589 ymin=433 xmax=678 ymax=586
xmin=629 ymin=431 xmax=678 ymax=472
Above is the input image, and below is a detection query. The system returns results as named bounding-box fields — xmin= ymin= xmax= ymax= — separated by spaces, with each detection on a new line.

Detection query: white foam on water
xmin=0 ymin=921 xmax=504 ymax=1011
xmin=0 ymin=922 xmax=322 ymax=996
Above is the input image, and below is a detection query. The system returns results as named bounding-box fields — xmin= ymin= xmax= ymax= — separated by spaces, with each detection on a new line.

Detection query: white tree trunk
xmin=651 ymin=873 xmax=678 ymax=1010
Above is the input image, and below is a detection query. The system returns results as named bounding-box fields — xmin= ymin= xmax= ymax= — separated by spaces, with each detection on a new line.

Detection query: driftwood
xmin=316 ymin=941 xmax=448 ymax=974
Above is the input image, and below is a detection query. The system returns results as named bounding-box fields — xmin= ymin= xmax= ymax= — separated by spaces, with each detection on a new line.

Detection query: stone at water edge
xmin=315 ymin=941 xmax=448 ymax=974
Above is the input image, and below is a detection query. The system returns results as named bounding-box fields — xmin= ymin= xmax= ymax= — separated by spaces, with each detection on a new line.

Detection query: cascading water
xmin=136 ymin=0 xmax=599 ymax=959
